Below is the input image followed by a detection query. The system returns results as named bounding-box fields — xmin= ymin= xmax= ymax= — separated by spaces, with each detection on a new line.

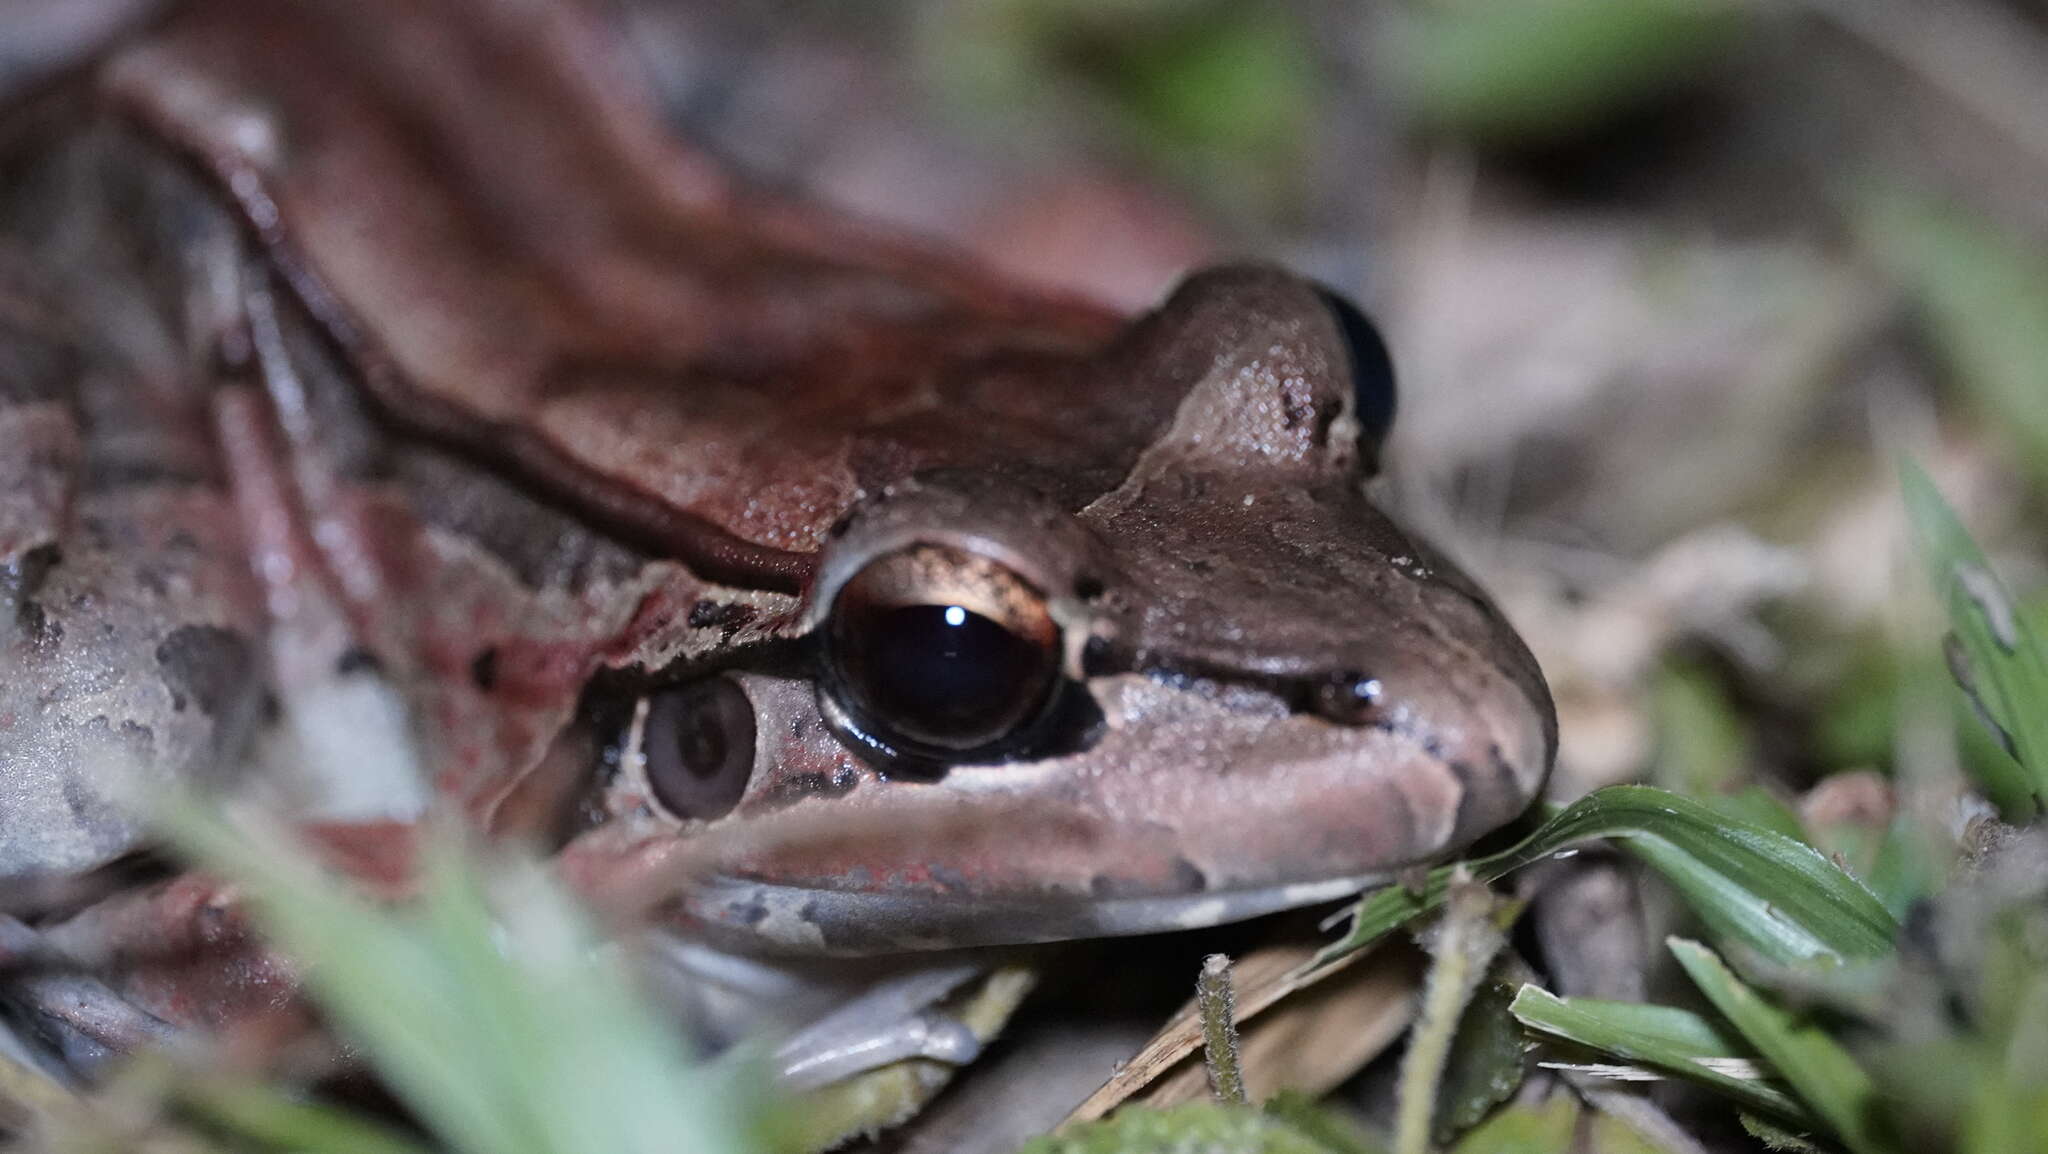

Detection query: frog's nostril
xmin=1314 ymin=286 xmax=1397 ymax=469
xmin=1306 ymin=670 xmax=1384 ymax=726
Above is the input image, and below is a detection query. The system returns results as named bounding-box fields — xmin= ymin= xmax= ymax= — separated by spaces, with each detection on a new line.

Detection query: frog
xmin=0 ymin=0 xmax=1554 ymax=1122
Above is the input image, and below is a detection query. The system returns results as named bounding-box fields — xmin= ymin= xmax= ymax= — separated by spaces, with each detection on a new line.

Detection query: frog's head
xmin=587 ymin=266 xmax=1554 ymax=955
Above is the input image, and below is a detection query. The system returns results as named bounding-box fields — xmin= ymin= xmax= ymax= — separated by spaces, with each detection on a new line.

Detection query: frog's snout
xmin=1062 ymin=651 xmax=1554 ymax=901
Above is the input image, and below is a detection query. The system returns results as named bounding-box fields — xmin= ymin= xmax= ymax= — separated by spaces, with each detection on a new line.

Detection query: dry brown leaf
xmin=1061 ymin=939 xmax=1423 ymax=1126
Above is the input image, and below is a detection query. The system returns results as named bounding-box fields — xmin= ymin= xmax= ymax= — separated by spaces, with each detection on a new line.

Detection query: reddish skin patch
xmin=64 ymin=825 xmax=424 ymax=1038
xmin=502 ymin=642 xmax=602 ymax=702
xmin=51 ymin=876 xmax=292 ymax=1031
xmin=302 ymin=820 xmax=422 ymax=897
xmin=610 ymin=588 xmax=683 ymax=658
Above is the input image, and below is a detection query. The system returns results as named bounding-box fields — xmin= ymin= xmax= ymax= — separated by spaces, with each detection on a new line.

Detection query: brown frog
xmin=0 ymin=0 xmax=1553 ymax=1112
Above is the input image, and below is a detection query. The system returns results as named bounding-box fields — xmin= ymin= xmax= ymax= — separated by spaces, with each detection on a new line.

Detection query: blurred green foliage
xmin=920 ymin=0 xmax=1314 ymax=217
xmin=1517 ymin=833 xmax=2048 ymax=1154
xmin=1811 ymin=631 xmax=2041 ymax=819
xmin=146 ymin=804 xmax=773 ymax=1154
xmin=1430 ymin=976 xmax=1527 ymax=1144
xmin=1902 ymin=463 xmax=2048 ymax=807
xmin=1380 ymin=0 xmax=1744 ymax=142
xmin=1504 ymin=476 xmax=2048 ymax=1154
xmin=1017 ymin=1100 xmax=1376 ymax=1154
xmin=1669 ymin=939 xmax=1892 ymax=1154
xmin=1868 ymin=876 xmax=2048 ymax=1154
xmin=1866 ymin=199 xmax=2048 ymax=495
xmin=1650 ymin=660 xmax=1753 ymax=800
xmin=1444 ymin=1095 xmax=1578 ymax=1154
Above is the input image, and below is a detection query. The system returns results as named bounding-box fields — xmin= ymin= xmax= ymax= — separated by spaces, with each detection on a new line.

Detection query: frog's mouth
xmin=681 ymin=870 xmax=1387 ymax=956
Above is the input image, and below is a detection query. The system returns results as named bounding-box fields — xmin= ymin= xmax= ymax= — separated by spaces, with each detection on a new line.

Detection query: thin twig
xmin=1196 ymin=953 xmax=1247 ymax=1106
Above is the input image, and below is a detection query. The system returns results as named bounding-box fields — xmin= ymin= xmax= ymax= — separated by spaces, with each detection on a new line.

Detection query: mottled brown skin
xmin=0 ymin=0 xmax=1552 ymax=1025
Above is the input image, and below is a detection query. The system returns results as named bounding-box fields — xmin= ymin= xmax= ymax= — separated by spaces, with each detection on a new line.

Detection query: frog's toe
xmin=771 ymin=962 xmax=988 ymax=1090
xmin=0 ymin=912 xmax=183 ymax=1079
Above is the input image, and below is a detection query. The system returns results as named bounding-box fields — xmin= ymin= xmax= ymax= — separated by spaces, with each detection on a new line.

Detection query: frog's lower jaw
xmin=684 ymin=871 xmax=1387 ymax=956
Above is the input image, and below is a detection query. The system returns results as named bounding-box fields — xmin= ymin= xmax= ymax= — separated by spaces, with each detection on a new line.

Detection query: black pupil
xmin=676 ymin=707 xmax=727 ymax=775
xmin=839 ymin=603 xmax=1051 ymax=750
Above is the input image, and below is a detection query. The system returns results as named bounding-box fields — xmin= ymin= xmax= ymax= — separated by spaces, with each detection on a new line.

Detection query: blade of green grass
xmin=1517 ymin=990 xmax=1750 ymax=1060
xmin=1382 ymin=0 xmax=1743 ymax=142
xmin=1445 ymin=1095 xmax=1578 ymax=1154
xmin=411 ymin=838 xmax=556 ymax=1152
xmin=1650 ymin=661 xmax=1752 ymax=799
xmin=165 ymin=811 xmax=529 ymax=1154
xmin=1019 ymin=1100 xmax=1357 ymax=1153
xmin=1861 ymin=196 xmax=2048 ymax=491
xmin=154 ymin=799 xmax=765 ymax=1154
xmin=919 ymin=0 xmax=1314 ymax=218
xmin=1264 ymin=1092 xmax=1390 ymax=1154
xmin=1433 ymin=974 xmax=1529 ymax=1144
xmin=1510 ymin=986 xmax=1815 ymax=1126
xmin=1705 ymin=788 xmax=1805 ymax=844
xmin=1588 ymin=1111 xmax=1703 ymax=1154
xmin=1899 ymin=461 xmax=2048 ymax=804
xmin=1739 ymin=1112 xmax=1827 ymax=1152
xmin=1669 ymin=939 xmax=1893 ymax=1154
xmin=1393 ymin=881 xmax=1513 ymax=1154
xmin=1303 ymin=786 xmax=1896 ymax=976
xmin=165 ymin=1070 xmax=436 ymax=1154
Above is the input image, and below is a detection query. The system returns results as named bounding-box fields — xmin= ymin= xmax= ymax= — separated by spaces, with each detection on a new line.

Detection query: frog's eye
xmin=643 ymin=677 xmax=756 ymax=821
xmin=824 ymin=544 xmax=1062 ymax=757
xmin=1316 ymin=288 xmax=1397 ymax=468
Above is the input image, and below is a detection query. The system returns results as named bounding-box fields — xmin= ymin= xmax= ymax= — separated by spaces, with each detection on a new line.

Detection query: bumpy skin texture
xmin=0 ymin=116 xmax=269 ymax=876
xmin=0 ymin=0 xmax=1554 ymax=984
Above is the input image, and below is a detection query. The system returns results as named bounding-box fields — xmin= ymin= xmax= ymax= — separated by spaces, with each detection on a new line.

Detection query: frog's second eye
xmin=1316 ymin=287 xmax=1397 ymax=467
xmin=644 ymin=678 xmax=756 ymax=821
xmin=824 ymin=545 xmax=1061 ymax=757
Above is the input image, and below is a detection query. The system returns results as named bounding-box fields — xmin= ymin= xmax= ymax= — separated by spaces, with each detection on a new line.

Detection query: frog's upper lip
xmin=656 ymin=670 xmax=1551 ymax=956
xmin=680 ymin=871 xmax=1387 ymax=956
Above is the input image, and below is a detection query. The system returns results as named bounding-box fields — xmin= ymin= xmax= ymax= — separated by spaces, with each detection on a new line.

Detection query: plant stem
xmin=1197 ymin=953 xmax=1247 ymax=1105
xmin=1393 ymin=874 xmax=1508 ymax=1154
